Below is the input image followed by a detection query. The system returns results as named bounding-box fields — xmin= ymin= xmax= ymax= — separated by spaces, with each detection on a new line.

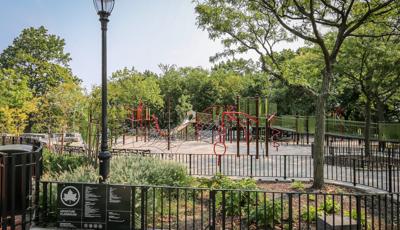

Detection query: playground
xmin=104 ymin=96 xmax=399 ymax=158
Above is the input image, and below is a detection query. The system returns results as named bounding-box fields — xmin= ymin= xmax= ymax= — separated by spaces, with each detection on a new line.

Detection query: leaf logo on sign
xmin=61 ymin=186 xmax=80 ymax=207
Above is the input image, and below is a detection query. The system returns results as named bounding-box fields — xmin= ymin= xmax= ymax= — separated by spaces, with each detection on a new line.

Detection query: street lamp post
xmin=93 ymin=0 xmax=115 ymax=182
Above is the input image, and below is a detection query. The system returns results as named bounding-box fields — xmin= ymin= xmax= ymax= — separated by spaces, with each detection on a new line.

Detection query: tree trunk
xmin=313 ymin=94 xmax=326 ymax=189
xmin=364 ymin=97 xmax=371 ymax=156
xmin=25 ymin=114 xmax=34 ymax=133
xmin=313 ymin=71 xmax=330 ymax=189
xmin=376 ymin=100 xmax=385 ymax=123
xmin=376 ymin=100 xmax=386 ymax=151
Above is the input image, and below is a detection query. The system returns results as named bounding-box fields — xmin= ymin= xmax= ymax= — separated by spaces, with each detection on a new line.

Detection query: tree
xmin=336 ymin=34 xmax=400 ymax=154
xmin=0 ymin=69 xmax=36 ymax=135
xmin=195 ymin=0 xmax=399 ymax=188
xmin=0 ymin=26 xmax=78 ymax=96
xmin=0 ymin=26 xmax=80 ymax=132
xmin=33 ymin=82 xmax=86 ymax=134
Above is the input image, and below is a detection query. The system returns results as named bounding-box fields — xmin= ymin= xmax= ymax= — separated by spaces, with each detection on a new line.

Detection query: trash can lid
xmin=0 ymin=144 xmax=34 ymax=154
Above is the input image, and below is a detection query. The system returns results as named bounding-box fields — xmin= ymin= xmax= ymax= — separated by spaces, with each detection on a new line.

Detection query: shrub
xmin=198 ymin=174 xmax=282 ymax=228
xmin=291 ymin=181 xmax=305 ymax=191
xmin=300 ymin=205 xmax=322 ymax=222
xmin=108 ymin=156 xmax=192 ymax=186
xmin=44 ymin=156 xmax=192 ymax=187
xmin=248 ymin=198 xmax=282 ymax=228
xmin=344 ymin=209 xmax=368 ymax=227
xmin=320 ymin=196 xmax=341 ymax=214
xmin=299 ymin=196 xmax=341 ymax=223
xmin=42 ymin=149 xmax=92 ymax=175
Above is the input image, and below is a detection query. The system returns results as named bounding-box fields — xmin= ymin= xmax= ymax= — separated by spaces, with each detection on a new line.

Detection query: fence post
xmin=353 ymin=159 xmax=357 ymax=186
xmin=311 ymin=143 xmax=314 ymax=159
xmin=42 ymin=182 xmax=48 ymax=223
xmin=256 ymin=96 xmax=260 ymax=159
xmin=189 ymin=154 xmax=192 ymax=176
xmin=295 ymin=115 xmax=299 ymax=145
xmin=218 ymin=156 xmax=222 ymax=174
xmin=210 ymin=190 xmax=216 ymax=230
xmin=388 ymin=148 xmax=392 ymax=193
xmin=306 ymin=116 xmax=309 ymax=145
xmin=284 ymin=155 xmax=287 ymax=180
xmin=265 ymin=116 xmax=269 ymax=157
xmin=288 ymin=193 xmax=293 ymax=229
xmin=236 ymin=96 xmax=240 ymax=157
xmin=141 ymin=187 xmax=147 ymax=230
xmin=356 ymin=195 xmax=361 ymax=230
xmin=250 ymin=155 xmax=253 ymax=178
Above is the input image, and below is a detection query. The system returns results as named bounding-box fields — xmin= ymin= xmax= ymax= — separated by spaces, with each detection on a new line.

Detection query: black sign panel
xmin=107 ymin=185 xmax=132 ymax=230
xmin=57 ymin=183 xmax=132 ymax=229
xmin=58 ymin=183 xmax=83 ymax=228
xmin=83 ymin=184 xmax=107 ymax=223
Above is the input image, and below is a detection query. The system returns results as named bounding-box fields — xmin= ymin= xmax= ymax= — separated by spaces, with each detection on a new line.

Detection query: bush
xmin=300 ymin=205 xmax=322 ymax=222
xmin=291 ymin=181 xmax=305 ymax=191
xmin=44 ymin=156 xmax=192 ymax=187
xmin=248 ymin=198 xmax=282 ymax=228
xmin=300 ymin=196 xmax=341 ymax=223
xmin=344 ymin=209 xmax=368 ymax=227
xmin=42 ymin=149 xmax=92 ymax=175
xmin=321 ymin=196 xmax=341 ymax=214
xmin=109 ymin=156 xmax=192 ymax=186
xmin=198 ymin=174 xmax=282 ymax=228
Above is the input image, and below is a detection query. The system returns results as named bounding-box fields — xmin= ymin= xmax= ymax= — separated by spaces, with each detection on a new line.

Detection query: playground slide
xmin=171 ymin=116 xmax=195 ymax=135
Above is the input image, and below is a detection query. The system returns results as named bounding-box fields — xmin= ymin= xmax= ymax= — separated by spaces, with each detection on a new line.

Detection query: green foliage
xmin=248 ymin=198 xmax=282 ymax=228
xmin=300 ymin=205 xmax=321 ymax=222
xmin=41 ymin=149 xmax=91 ymax=176
xmin=198 ymin=174 xmax=281 ymax=227
xmin=0 ymin=26 xmax=76 ymax=97
xmin=321 ymin=197 xmax=341 ymax=214
xmin=344 ymin=209 xmax=368 ymax=228
xmin=290 ymin=181 xmax=305 ymax=191
xmin=0 ymin=69 xmax=36 ymax=134
xmin=198 ymin=173 xmax=257 ymax=190
xmin=44 ymin=156 xmax=191 ymax=187
xmin=0 ymin=26 xmax=82 ymax=134
xmin=300 ymin=196 xmax=342 ymax=223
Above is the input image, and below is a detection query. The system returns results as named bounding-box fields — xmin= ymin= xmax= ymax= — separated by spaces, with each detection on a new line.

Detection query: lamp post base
xmin=98 ymin=150 xmax=111 ymax=183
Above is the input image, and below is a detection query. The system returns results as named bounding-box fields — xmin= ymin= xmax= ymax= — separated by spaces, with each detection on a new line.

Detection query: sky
xmin=0 ymin=0 xmax=225 ymax=89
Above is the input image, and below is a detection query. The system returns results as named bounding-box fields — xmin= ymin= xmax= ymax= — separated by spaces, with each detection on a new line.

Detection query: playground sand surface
xmin=113 ymin=136 xmax=311 ymax=155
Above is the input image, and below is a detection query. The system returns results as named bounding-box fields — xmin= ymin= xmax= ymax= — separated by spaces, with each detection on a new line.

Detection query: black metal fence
xmin=0 ymin=136 xmax=43 ymax=229
xmin=110 ymin=151 xmax=400 ymax=193
xmin=39 ymin=181 xmax=400 ymax=229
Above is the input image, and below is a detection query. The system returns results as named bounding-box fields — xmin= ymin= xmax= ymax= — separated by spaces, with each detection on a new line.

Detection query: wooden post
xmin=135 ymin=120 xmax=138 ymax=142
xmin=185 ymin=125 xmax=188 ymax=141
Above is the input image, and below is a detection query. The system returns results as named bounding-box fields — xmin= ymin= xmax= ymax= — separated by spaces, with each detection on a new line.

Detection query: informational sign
xmin=57 ymin=183 xmax=132 ymax=229
xmin=107 ymin=185 xmax=132 ymax=230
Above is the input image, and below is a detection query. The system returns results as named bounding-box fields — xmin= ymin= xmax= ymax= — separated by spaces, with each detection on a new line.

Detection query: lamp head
xmin=93 ymin=0 xmax=115 ymax=16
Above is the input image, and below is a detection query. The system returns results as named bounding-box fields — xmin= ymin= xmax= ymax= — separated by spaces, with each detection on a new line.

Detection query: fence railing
xmin=38 ymin=181 xmax=400 ymax=229
xmin=111 ymin=151 xmax=400 ymax=193
xmin=268 ymin=116 xmax=400 ymax=142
